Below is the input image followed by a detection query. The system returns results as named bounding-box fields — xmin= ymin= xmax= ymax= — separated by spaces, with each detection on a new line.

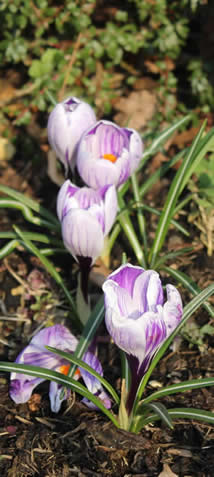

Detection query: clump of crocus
xmin=10 ymin=325 xmax=111 ymax=412
xmin=102 ymin=264 xmax=183 ymax=414
xmin=47 ymin=97 xmax=96 ymax=174
xmin=77 ymin=120 xmax=143 ymax=189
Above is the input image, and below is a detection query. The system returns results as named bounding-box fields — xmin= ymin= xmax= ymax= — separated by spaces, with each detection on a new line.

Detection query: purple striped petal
xmin=57 ymin=180 xmax=78 ymax=221
xmin=103 ymin=264 xmax=182 ymax=370
xmin=81 ymin=351 xmax=111 ymax=410
xmin=77 ymin=120 xmax=143 ymax=188
xmin=61 ymin=209 xmax=104 ymax=264
xmin=106 ymin=264 xmax=143 ymax=297
xmin=49 ymin=381 xmax=70 ymax=413
xmin=132 ymin=270 xmax=164 ymax=313
xmin=10 ymin=325 xmax=78 ymax=408
xmin=163 ymin=284 xmax=183 ymax=334
xmin=47 ymin=97 xmax=96 ymax=172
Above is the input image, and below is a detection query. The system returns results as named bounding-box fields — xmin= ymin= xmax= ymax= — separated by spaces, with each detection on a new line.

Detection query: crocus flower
xmin=76 ymin=120 xmax=143 ymax=189
xmin=10 ymin=325 xmax=111 ymax=412
xmin=57 ymin=179 xmax=118 ymax=267
xmin=102 ymin=264 xmax=183 ymax=413
xmin=47 ymin=97 xmax=96 ymax=173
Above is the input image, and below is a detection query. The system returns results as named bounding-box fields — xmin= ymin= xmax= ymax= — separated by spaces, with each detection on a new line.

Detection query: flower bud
xmin=47 ymin=97 xmax=96 ymax=173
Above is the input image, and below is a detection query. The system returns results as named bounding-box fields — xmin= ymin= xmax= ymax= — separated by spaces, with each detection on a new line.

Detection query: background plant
xmin=0 ymin=0 xmax=212 ymax=126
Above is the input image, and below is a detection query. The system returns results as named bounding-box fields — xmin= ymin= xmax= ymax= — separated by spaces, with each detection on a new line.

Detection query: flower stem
xmin=131 ymin=173 xmax=148 ymax=262
xmin=117 ymin=193 xmax=147 ymax=268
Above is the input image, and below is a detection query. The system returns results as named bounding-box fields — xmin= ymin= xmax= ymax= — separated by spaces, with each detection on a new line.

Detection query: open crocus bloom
xmin=47 ymin=97 xmax=96 ymax=173
xmin=77 ymin=120 xmax=143 ymax=189
xmin=57 ymin=179 xmax=118 ymax=266
xmin=102 ymin=264 xmax=183 ymax=412
xmin=10 ymin=325 xmax=111 ymax=413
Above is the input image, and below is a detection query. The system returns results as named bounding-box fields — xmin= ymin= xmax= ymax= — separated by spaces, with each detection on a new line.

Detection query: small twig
xmin=58 ymin=32 xmax=84 ymax=101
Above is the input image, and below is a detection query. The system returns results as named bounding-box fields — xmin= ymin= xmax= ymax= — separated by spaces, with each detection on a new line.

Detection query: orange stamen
xmin=60 ymin=364 xmax=70 ymax=375
xmin=102 ymin=153 xmax=117 ymax=163
xmin=60 ymin=364 xmax=81 ymax=379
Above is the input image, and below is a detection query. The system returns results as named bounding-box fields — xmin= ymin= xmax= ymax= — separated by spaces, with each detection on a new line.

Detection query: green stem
xmin=131 ymin=173 xmax=148 ymax=262
xmin=117 ymin=197 xmax=146 ymax=268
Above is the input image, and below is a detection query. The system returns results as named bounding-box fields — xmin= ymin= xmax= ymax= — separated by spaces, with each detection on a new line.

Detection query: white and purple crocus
xmin=10 ymin=324 xmax=111 ymax=412
xmin=77 ymin=120 xmax=143 ymax=189
xmin=57 ymin=179 xmax=118 ymax=268
xmin=47 ymin=96 xmax=96 ymax=173
xmin=102 ymin=264 xmax=183 ymax=413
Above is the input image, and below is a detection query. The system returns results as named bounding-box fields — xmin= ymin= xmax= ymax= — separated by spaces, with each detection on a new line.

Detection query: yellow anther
xmin=102 ymin=153 xmax=117 ymax=163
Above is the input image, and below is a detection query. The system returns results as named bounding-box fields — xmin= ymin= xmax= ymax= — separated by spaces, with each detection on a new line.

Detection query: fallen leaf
xmin=158 ymin=463 xmax=178 ymax=477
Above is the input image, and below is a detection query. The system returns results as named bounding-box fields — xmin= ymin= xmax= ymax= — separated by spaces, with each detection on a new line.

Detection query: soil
xmin=0 ymin=89 xmax=214 ymax=476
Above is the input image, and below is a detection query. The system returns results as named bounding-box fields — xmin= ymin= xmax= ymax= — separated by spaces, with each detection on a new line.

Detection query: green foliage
xmin=0 ymin=0 xmax=213 ymax=117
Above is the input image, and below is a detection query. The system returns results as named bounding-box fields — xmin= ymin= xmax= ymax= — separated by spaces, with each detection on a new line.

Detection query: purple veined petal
xmin=105 ymin=264 xmax=143 ymax=298
xmin=116 ymin=150 xmax=131 ymax=186
xmin=61 ymin=208 xmax=104 ymax=264
xmin=49 ymin=380 xmax=70 ymax=413
xmin=132 ymin=270 xmax=164 ymax=313
xmin=103 ymin=279 xmax=139 ymax=319
xmin=74 ymin=187 xmax=102 ymax=209
xmin=102 ymin=185 xmax=118 ymax=234
xmin=80 ymin=351 xmax=111 ymax=410
xmin=47 ymin=96 xmax=96 ymax=171
xmin=144 ymin=311 xmax=167 ymax=357
xmin=29 ymin=324 xmax=78 ymax=352
xmin=76 ymin=120 xmax=132 ymax=188
xmin=81 ymin=350 xmax=103 ymax=393
xmin=10 ymin=376 xmax=44 ymax=405
xmin=57 ymin=180 xmax=78 ymax=221
xmin=87 ymin=203 xmax=105 ymax=233
xmin=85 ymin=120 xmax=129 ymax=157
xmin=10 ymin=325 xmax=78 ymax=406
xmin=163 ymin=284 xmax=183 ymax=334
xmin=127 ymin=127 xmax=144 ymax=174
xmin=77 ymin=150 xmax=121 ymax=189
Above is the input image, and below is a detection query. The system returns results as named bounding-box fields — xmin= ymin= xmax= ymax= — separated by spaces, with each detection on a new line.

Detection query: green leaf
xmin=46 ymin=346 xmax=120 ymax=405
xmin=149 ymin=121 xmax=206 ymax=267
xmin=144 ymin=402 xmax=173 ymax=429
xmin=69 ymin=296 xmax=105 ymax=377
xmin=0 ymin=199 xmax=57 ymax=230
xmin=0 ymin=362 xmax=119 ymax=427
xmin=140 ymin=377 xmax=214 ymax=406
xmin=162 ymin=266 xmax=214 ymax=318
xmin=133 ymin=282 xmax=214 ymax=412
xmin=140 ymin=114 xmax=192 ymax=166
xmin=139 ymin=148 xmax=187 ymax=198
xmin=0 ymin=185 xmax=59 ymax=226
xmin=143 ymin=407 xmax=214 ymax=427
xmin=14 ymin=226 xmax=79 ymax=322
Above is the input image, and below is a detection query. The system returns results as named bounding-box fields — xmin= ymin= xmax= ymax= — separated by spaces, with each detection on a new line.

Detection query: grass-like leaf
xmin=149 ymin=121 xmax=206 ymax=267
xmin=0 ymin=362 xmax=119 ymax=427
xmin=163 ymin=265 xmax=214 ymax=318
xmin=133 ymin=282 xmax=214 ymax=412
xmin=46 ymin=346 xmax=120 ymax=404
xmin=0 ymin=184 xmax=59 ymax=226
xmin=14 ymin=226 xmax=79 ymax=321
xmin=144 ymin=402 xmax=173 ymax=429
xmin=140 ymin=377 xmax=214 ymax=406
xmin=140 ymin=114 xmax=192 ymax=165
xmin=0 ymin=199 xmax=59 ymax=231
xmin=141 ymin=407 xmax=214 ymax=428
xmin=69 ymin=296 xmax=105 ymax=377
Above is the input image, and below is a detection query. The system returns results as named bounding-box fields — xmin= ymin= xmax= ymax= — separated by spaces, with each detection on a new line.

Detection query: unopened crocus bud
xmin=47 ymin=97 xmax=96 ymax=173
xmin=77 ymin=120 xmax=143 ymax=188
xmin=57 ymin=179 xmax=118 ymax=267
